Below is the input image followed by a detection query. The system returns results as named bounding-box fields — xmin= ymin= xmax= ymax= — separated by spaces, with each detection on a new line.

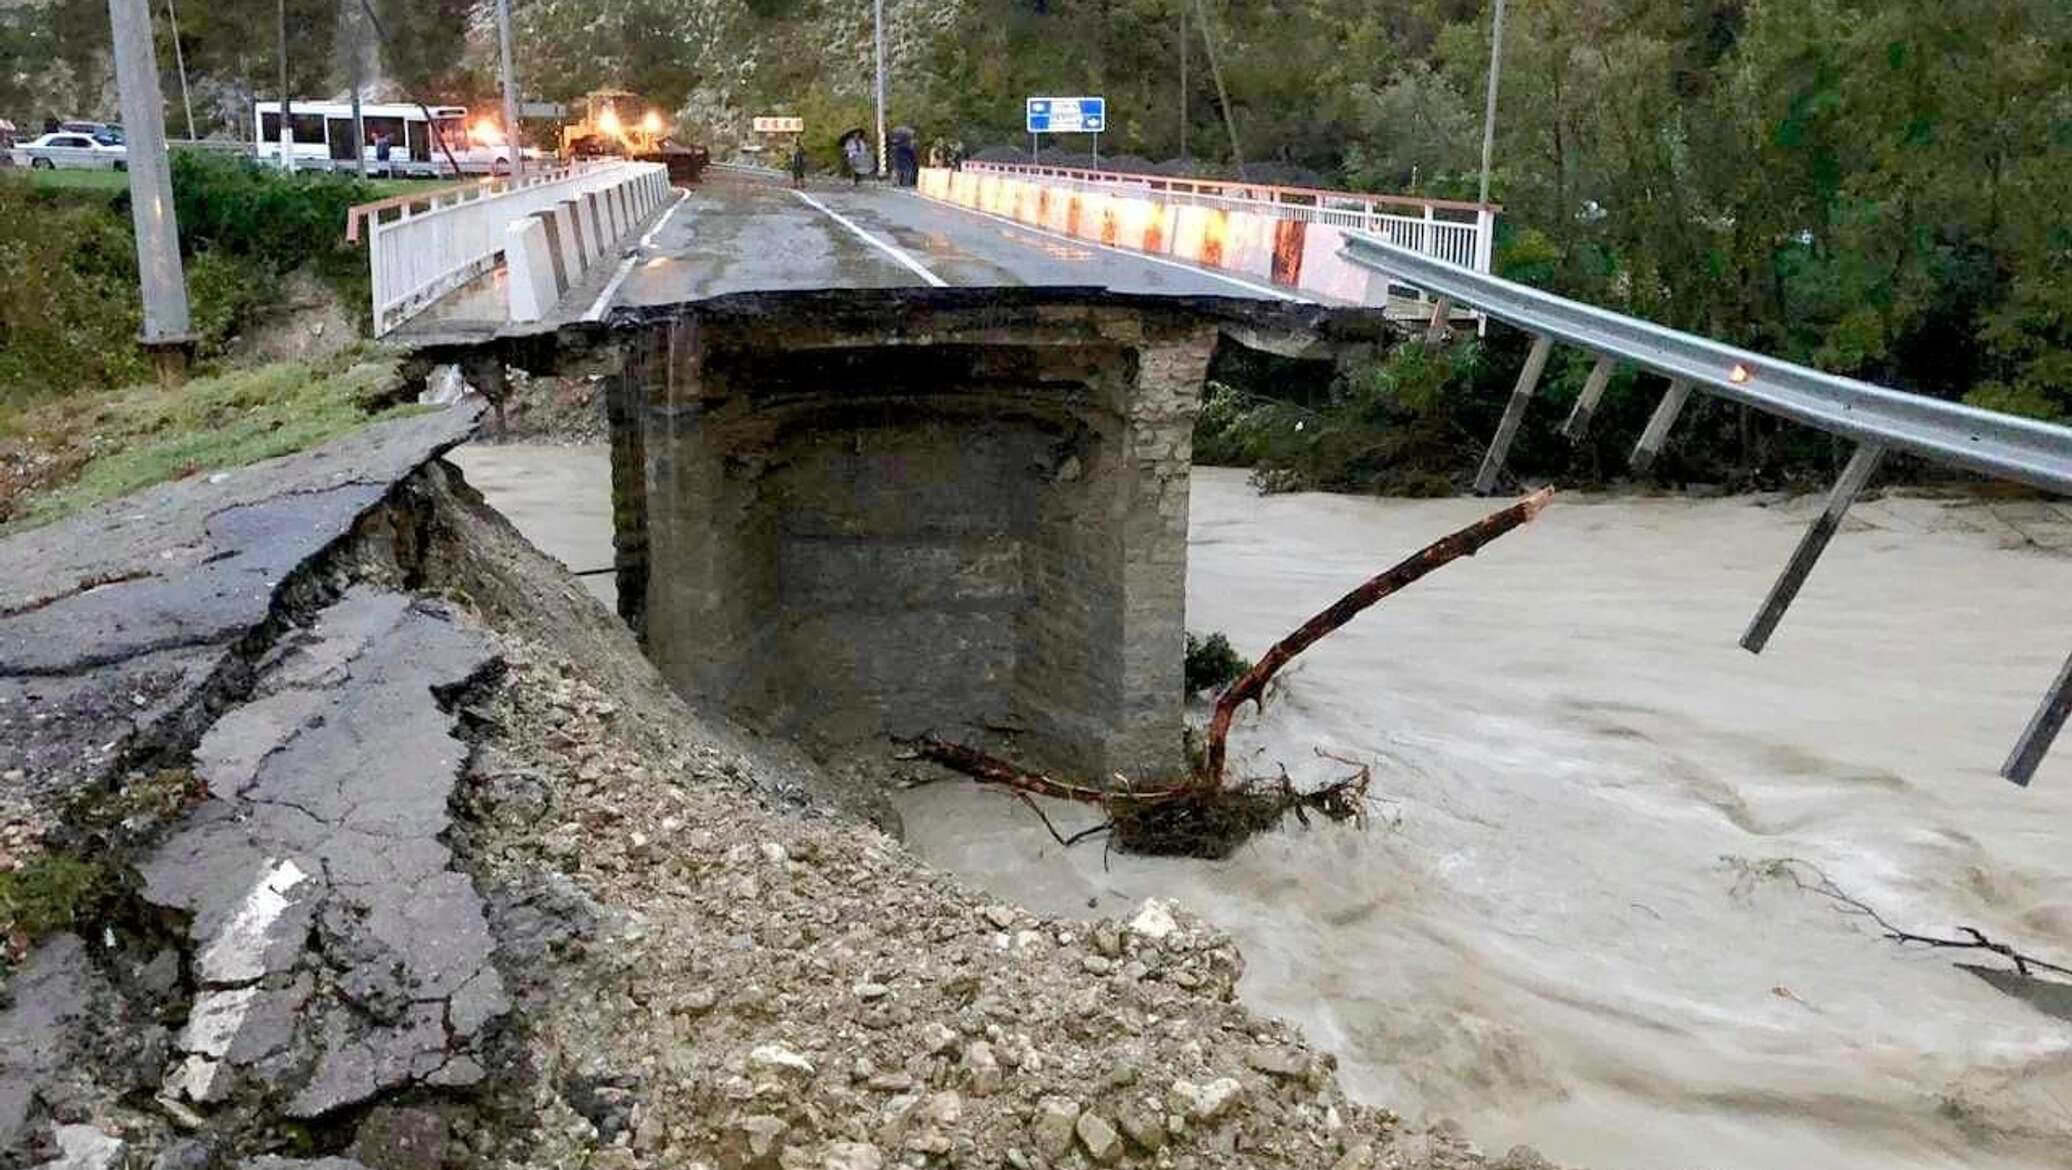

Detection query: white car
xmin=13 ymin=132 xmax=127 ymax=170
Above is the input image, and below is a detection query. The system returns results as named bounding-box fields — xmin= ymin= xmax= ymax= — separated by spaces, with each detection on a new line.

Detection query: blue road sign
xmin=1027 ymin=97 xmax=1105 ymax=135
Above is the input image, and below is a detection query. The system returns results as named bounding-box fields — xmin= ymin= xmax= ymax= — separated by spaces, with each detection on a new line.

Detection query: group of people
xmin=807 ymin=129 xmax=964 ymax=187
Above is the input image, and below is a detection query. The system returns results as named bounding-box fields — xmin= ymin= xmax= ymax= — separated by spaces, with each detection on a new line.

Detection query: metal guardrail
xmin=707 ymin=160 xmax=789 ymax=181
xmin=1340 ymin=232 xmax=2072 ymax=786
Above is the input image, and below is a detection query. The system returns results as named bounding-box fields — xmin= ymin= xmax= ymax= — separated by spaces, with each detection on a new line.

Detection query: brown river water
xmin=454 ymin=444 xmax=2072 ymax=1170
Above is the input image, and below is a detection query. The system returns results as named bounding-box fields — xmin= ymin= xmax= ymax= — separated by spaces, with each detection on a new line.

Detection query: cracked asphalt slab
xmin=0 ymin=404 xmax=483 ymax=835
xmin=139 ymin=587 xmax=509 ymax=1119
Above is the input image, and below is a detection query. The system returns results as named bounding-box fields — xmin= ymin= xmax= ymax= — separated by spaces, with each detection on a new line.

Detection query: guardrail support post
xmin=1474 ymin=333 xmax=1553 ymax=494
xmin=1562 ymin=355 xmax=1616 ymax=440
xmin=1630 ymin=378 xmax=1693 ymax=473
xmin=1425 ymin=297 xmax=1453 ymax=342
xmin=2003 ymin=650 xmax=2071 ymax=786
xmin=1740 ymin=441 xmax=1884 ymax=654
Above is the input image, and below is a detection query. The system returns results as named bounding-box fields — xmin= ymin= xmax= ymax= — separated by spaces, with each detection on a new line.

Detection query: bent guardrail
xmin=1341 ymin=232 xmax=2072 ymax=786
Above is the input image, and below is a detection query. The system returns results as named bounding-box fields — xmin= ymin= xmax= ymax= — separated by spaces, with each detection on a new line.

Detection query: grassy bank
xmin=0 ymin=349 xmax=428 ymax=532
xmin=0 ymin=153 xmax=400 ymax=414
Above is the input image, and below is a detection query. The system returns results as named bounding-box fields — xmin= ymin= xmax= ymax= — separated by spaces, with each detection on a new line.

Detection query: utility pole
xmin=348 ymin=8 xmax=366 ymax=177
xmin=1177 ymin=4 xmax=1187 ymax=163
xmin=107 ymin=0 xmax=191 ymax=381
xmin=277 ymin=0 xmax=293 ymax=172
xmin=873 ymin=0 xmax=887 ymax=179
xmin=164 ymin=0 xmax=195 ymax=140
xmin=1477 ymin=0 xmax=1507 ymax=205
xmin=495 ymin=0 xmax=523 ymax=177
xmin=1192 ymin=0 xmax=1243 ymax=178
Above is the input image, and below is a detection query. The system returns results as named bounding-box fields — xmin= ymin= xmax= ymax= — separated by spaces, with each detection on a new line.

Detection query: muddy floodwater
xmin=457 ymin=442 xmax=2072 ymax=1170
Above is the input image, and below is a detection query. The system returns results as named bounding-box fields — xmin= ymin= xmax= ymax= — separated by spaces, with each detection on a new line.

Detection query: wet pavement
xmin=615 ymin=172 xmax=1307 ymax=307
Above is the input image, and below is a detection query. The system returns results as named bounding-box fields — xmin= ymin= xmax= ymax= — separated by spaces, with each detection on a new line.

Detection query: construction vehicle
xmin=560 ymin=89 xmax=709 ymax=183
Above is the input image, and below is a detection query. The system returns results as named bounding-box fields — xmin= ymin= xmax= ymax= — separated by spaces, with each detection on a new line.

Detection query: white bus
xmin=252 ymin=101 xmax=525 ymax=177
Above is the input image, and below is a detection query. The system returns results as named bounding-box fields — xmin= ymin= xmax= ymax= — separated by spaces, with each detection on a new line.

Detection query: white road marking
xmin=792 ymin=189 xmax=949 ymax=287
xmin=915 ymin=193 xmax=1310 ymax=303
xmin=585 ymin=188 xmax=690 ymax=322
xmin=197 ymin=857 xmax=308 ymax=984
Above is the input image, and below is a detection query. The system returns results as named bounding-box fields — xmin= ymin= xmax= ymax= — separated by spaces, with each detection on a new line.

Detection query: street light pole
xmin=107 ymin=0 xmax=191 ymax=379
xmin=495 ymin=0 xmax=523 ymax=177
xmin=1477 ymin=0 xmax=1507 ymax=206
xmin=873 ymin=0 xmax=887 ymax=178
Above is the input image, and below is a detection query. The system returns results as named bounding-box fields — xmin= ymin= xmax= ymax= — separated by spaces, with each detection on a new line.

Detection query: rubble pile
xmin=457 ymin=634 xmax=1524 ymax=1170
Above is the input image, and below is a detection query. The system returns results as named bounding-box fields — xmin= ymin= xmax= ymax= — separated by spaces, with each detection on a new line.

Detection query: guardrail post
xmin=1739 ymin=441 xmax=1884 ymax=654
xmin=2003 ymin=650 xmax=2071 ymax=786
xmin=1630 ymin=378 xmax=1693 ymax=472
xmin=1474 ymin=333 xmax=1553 ymax=494
xmin=1562 ymin=355 xmax=1617 ymax=440
xmin=1425 ymin=297 xmax=1454 ymax=342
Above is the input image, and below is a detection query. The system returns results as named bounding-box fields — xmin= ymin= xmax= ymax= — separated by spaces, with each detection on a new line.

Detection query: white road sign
xmin=1026 ymin=97 xmax=1105 ymax=135
xmin=753 ymin=116 xmax=805 ymax=134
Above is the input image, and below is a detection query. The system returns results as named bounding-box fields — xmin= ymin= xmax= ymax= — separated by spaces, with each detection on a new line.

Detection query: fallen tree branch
xmin=910 ymin=736 xmax=1195 ymax=807
xmin=909 ymin=734 xmax=1370 ymax=859
xmin=1762 ymin=858 xmax=2072 ymax=980
xmin=1204 ymin=487 xmax=1555 ymax=786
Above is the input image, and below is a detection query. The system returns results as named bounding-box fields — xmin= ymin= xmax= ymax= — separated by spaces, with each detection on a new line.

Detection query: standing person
xmin=842 ymin=131 xmax=869 ymax=185
xmin=790 ymin=140 xmax=806 ymax=187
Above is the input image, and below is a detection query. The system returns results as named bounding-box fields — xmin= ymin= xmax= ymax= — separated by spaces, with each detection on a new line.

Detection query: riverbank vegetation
xmin=0 ymin=154 xmax=382 ymax=410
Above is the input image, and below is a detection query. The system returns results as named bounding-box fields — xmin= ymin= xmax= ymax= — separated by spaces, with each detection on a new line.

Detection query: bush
xmin=1185 ymin=631 xmax=1251 ymax=697
xmin=0 ymin=176 xmax=152 ymax=406
xmin=1194 ymin=344 xmax=1481 ymax=496
xmin=168 ymin=152 xmax=375 ymax=323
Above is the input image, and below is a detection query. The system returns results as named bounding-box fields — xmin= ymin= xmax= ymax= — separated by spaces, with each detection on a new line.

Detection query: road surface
xmin=612 ymin=171 xmax=1307 ymax=308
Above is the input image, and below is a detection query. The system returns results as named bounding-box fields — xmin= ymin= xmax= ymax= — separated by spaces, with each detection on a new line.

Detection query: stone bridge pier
xmin=609 ymin=292 xmax=1228 ymax=778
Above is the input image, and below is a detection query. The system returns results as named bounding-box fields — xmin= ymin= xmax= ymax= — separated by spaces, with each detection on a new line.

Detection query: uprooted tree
xmin=913 ymin=487 xmax=1555 ymax=858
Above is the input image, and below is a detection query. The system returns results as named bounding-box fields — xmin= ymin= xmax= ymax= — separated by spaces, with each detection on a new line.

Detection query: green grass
xmin=23 ymin=165 xmax=447 ymax=201
xmin=0 ymin=350 xmax=431 ymax=531
xmin=19 ymin=166 xmax=130 ymax=193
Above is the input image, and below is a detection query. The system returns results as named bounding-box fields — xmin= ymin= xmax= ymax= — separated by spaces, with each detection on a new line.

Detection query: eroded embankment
xmin=0 ymin=414 xmax=1548 ymax=1170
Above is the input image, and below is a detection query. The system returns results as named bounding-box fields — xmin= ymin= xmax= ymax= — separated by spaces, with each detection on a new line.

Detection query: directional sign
xmin=753 ymin=116 xmax=805 ymax=134
xmin=1026 ymin=97 xmax=1105 ymax=135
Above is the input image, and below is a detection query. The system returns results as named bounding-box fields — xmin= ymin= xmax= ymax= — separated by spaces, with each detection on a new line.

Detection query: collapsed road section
xmin=1 ymin=302 xmax=1523 ymax=1170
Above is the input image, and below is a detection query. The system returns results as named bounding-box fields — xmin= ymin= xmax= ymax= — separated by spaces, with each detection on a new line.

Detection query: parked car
xmin=59 ymin=120 xmax=123 ymax=146
xmin=13 ymin=131 xmax=127 ymax=170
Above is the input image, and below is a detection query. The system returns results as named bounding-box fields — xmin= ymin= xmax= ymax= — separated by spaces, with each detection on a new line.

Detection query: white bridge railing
xmin=350 ymin=161 xmax=641 ymax=336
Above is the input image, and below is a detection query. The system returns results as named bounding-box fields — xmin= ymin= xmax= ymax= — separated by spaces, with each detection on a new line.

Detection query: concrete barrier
xmin=539 ymin=206 xmax=582 ymax=290
xmin=506 ymin=217 xmax=559 ymax=322
xmin=582 ymin=191 xmax=611 ymax=256
xmin=559 ymin=198 xmax=593 ymax=268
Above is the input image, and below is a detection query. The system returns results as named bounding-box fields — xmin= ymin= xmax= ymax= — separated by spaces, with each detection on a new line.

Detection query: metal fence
xmin=1340 ymin=231 xmax=2072 ymax=785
